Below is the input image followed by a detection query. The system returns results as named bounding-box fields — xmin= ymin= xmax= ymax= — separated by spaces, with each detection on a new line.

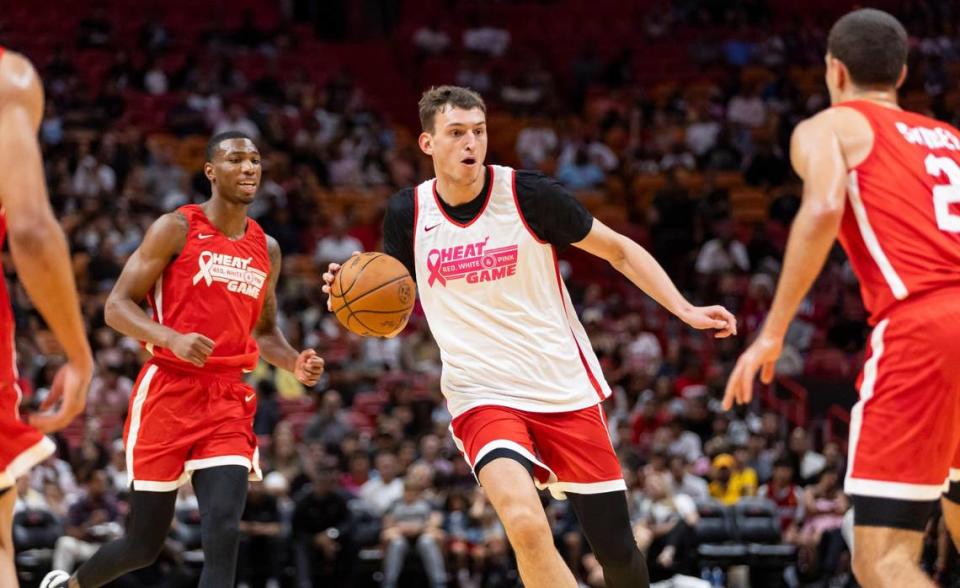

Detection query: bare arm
xmin=0 ymin=51 xmax=93 ymax=430
xmin=104 ymin=213 xmax=214 ymax=366
xmin=574 ymin=219 xmax=736 ymax=337
xmin=104 ymin=213 xmax=186 ymax=348
xmin=760 ymin=118 xmax=848 ymax=340
xmin=254 ymin=236 xmax=324 ymax=384
xmin=723 ymin=113 xmax=850 ymax=408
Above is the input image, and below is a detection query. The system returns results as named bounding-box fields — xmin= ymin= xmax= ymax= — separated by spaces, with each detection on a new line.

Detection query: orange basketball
xmin=330 ymin=252 xmax=416 ymax=337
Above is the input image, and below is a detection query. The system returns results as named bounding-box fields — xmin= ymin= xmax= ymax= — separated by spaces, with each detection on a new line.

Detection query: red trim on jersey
xmin=432 ymin=166 xmax=494 ymax=229
xmin=551 ymin=247 xmax=605 ymax=401
xmin=0 ymin=47 xmax=5 ymax=62
xmin=511 ymin=169 xmax=548 ymax=244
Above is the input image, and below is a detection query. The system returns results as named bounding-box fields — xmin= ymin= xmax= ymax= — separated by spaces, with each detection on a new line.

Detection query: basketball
xmin=330 ymin=252 xmax=416 ymax=337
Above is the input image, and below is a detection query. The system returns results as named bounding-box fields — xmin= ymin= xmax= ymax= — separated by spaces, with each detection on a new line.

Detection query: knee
xmin=499 ymin=503 xmax=551 ymax=553
xmin=388 ymin=536 xmax=408 ymax=550
xmin=127 ymin=535 xmax=166 ymax=568
xmin=852 ymin=547 xmax=909 ymax=586
xmin=208 ymin=507 xmax=241 ymax=538
xmin=416 ymin=534 xmax=437 ymax=549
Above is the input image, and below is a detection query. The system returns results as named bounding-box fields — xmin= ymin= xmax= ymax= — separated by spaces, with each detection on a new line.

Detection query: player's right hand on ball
xmin=321 ymin=251 xmax=361 ymax=312
xmin=169 ymin=332 xmax=215 ymax=367
xmin=30 ymin=358 xmax=94 ymax=433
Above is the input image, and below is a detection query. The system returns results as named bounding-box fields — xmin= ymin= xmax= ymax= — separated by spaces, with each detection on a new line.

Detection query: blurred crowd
xmin=7 ymin=0 xmax=960 ymax=586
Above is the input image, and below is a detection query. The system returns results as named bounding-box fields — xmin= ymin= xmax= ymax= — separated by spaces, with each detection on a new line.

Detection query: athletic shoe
xmin=40 ymin=570 xmax=70 ymax=588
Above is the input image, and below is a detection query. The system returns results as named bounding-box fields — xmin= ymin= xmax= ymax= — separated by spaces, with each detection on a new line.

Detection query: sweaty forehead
xmin=437 ymin=106 xmax=486 ymax=128
xmin=217 ymin=138 xmax=260 ymax=159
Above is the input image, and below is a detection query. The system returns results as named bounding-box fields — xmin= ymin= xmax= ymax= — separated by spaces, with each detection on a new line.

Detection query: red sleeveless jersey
xmin=836 ymin=100 xmax=960 ymax=324
xmin=0 ymin=45 xmax=17 ymax=383
xmin=145 ymin=204 xmax=271 ymax=373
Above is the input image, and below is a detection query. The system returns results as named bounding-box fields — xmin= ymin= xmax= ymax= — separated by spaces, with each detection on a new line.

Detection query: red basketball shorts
xmin=846 ymin=289 xmax=960 ymax=502
xmin=0 ymin=380 xmax=55 ymax=490
xmin=450 ymin=403 xmax=626 ymax=499
xmin=124 ymin=361 xmax=261 ymax=492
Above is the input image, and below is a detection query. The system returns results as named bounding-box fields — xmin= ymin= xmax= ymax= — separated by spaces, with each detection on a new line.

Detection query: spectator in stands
xmin=787 ymin=427 xmax=827 ymax=485
xmin=515 ymin=114 xmax=559 ymax=169
xmin=381 ymin=478 xmax=447 ymax=588
xmin=142 ymin=58 xmax=169 ymax=96
xmin=143 ymin=145 xmax=187 ymax=209
xmin=415 ymin=434 xmax=454 ymax=481
xmin=103 ymin=440 xmax=128 ymax=495
xmin=667 ymin=454 xmax=710 ymax=501
xmin=726 ymin=84 xmax=767 ymax=129
xmin=32 ymin=454 xmax=79 ymax=506
xmin=51 ymin=471 xmax=121 ymax=574
xmin=253 ymin=379 xmax=281 ymax=436
xmin=43 ymin=481 xmax=70 ymax=522
xmin=304 ymin=390 xmax=352 ymax=447
xmin=454 ymin=56 xmax=493 ymax=95
xmin=667 ymin=418 xmax=703 ymax=463
xmin=413 ymin=24 xmax=451 ymax=56
xmin=71 ymin=148 xmax=117 ymax=200
xmin=77 ymin=5 xmax=113 ymax=49
xmin=649 ymin=168 xmax=696 ymax=275
xmin=214 ymin=103 xmax=261 ymax=140
xmin=462 ymin=14 xmax=510 ymax=57
xmin=743 ymin=138 xmax=790 ymax=186
xmin=292 ymin=467 xmax=353 ymax=587
xmin=359 ymin=452 xmax=404 ymax=516
xmin=758 ymin=457 xmax=803 ymax=543
xmin=695 ymin=216 xmax=750 ymax=276
xmin=798 ymin=469 xmax=849 ymax=577
xmin=238 ymin=481 xmax=283 ymax=588
xmin=86 ymin=362 xmax=132 ymax=417
xmin=556 ymin=148 xmax=605 ymax=190
xmin=632 ymin=471 xmax=699 ymax=581
xmin=14 ymin=475 xmax=48 ymax=513
xmin=340 ymin=452 xmax=371 ymax=495
xmin=313 ymin=218 xmax=363 ymax=269
xmin=708 ymin=453 xmax=756 ymax=505
xmin=268 ymin=421 xmax=304 ymax=484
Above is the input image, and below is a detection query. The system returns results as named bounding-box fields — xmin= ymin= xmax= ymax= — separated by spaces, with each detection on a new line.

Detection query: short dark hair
xmin=418 ymin=85 xmax=486 ymax=133
xmin=206 ymin=131 xmax=255 ymax=162
xmin=827 ymin=8 xmax=908 ymax=88
xmin=773 ymin=457 xmax=793 ymax=470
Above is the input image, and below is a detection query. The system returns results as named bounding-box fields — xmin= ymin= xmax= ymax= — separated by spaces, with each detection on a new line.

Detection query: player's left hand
xmin=722 ymin=333 xmax=783 ymax=410
xmin=294 ymin=349 xmax=325 ymax=386
xmin=30 ymin=359 xmax=93 ymax=433
xmin=680 ymin=305 xmax=738 ymax=338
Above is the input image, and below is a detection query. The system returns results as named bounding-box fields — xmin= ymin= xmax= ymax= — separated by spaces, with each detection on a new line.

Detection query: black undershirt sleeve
xmin=382 ymin=188 xmax=417 ymax=279
xmin=514 ymin=171 xmax=594 ymax=248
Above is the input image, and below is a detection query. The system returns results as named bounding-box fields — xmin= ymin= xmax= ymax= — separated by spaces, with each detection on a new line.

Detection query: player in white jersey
xmin=323 ymin=86 xmax=737 ymax=588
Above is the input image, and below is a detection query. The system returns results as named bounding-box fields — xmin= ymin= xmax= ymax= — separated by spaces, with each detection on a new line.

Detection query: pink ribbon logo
xmin=426 ymin=249 xmax=446 ymax=287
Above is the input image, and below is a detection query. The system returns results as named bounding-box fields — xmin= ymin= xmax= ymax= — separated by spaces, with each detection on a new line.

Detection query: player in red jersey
xmin=724 ymin=9 xmax=960 ymax=587
xmin=43 ymin=132 xmax=324 ymax=588
xmin=0 ymin=47 xmax=94 ymax=588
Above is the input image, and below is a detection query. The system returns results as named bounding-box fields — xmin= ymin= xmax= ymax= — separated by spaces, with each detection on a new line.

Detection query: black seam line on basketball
xmin=340 ymin=274 xmax=411 ymax=307
xmin=339 ymin=254 xmax=383 ymax=298
xmin=340 ymin=289 xmax=379 ymax=334
xmin=349 ymin=305 xmax=416 ymax=315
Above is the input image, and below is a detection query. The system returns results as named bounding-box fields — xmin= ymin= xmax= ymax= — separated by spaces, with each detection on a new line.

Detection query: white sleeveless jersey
xmin=413 ymin=165 xmax=611 ymax=418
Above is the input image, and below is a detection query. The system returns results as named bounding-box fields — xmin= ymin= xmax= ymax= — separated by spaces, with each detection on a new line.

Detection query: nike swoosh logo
xmin=198 ymin=233 xmax=214 ymax=240
xmin=424 ymin=224 xmax=441 ymax=232
xmin=244 ymin=393 xmax=256 ymax=402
